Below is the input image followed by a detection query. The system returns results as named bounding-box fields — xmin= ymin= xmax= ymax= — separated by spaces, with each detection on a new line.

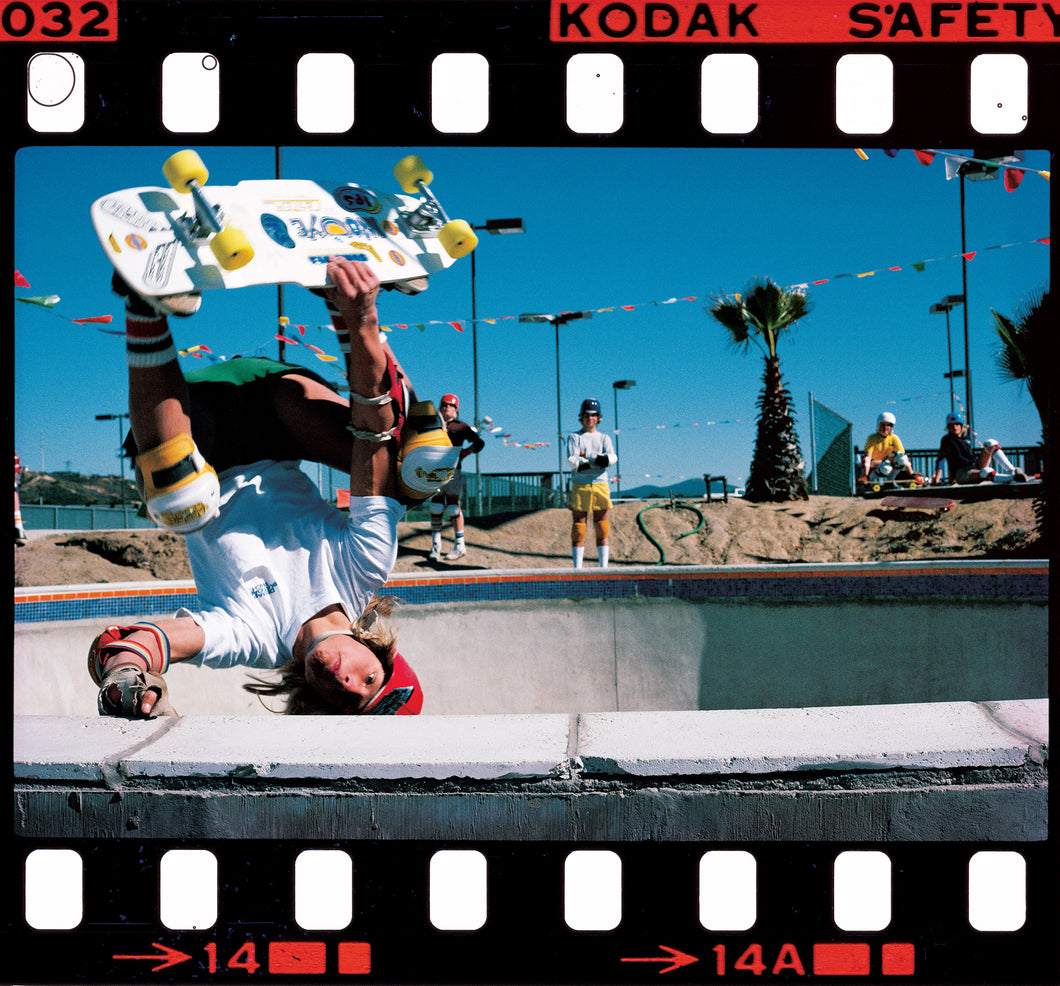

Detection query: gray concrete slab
xmin=14 ymin=713 xmax=573 ymax=781
xmin=13 ymin=701 xmax=1047 ymax=842
xmin=575 ymin=700 xmax=1049 ymax=776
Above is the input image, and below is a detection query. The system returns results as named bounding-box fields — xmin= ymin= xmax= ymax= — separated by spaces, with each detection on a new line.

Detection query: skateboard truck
xmin=162 ymin=150 xmax=255 ymax=270
xmin=393 ymin=154 xmax=478 ymax=259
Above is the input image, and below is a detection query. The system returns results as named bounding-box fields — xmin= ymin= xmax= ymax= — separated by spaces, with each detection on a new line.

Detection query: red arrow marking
xmin=621 ymin=945 xmax=699 ymax=974
xmin=113 ymin=942 xmax=193 ymax=972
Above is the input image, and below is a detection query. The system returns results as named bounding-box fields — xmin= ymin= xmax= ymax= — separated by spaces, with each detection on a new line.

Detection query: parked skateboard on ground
xmin=91 ymin=150 xmax=477 ymax=304
xmin=857 ymin=475 xmax=925 ymax=497
xmin=878 ymin=495 xmax=955 ymax=512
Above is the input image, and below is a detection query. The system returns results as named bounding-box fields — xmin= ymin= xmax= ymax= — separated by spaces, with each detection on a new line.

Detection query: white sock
xmin=572 ymin=545 xmax=584 ymax=568
xmin=598 ymin=544 xmax=609 ymax=567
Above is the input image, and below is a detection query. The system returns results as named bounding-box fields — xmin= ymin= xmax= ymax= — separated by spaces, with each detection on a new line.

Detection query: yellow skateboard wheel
xmin=394 ymin=154 xmax=433 ymax=194
xmin=163 ymin=149 xmax=209 ymax=193
xmin=210 ymin=227 xmax=254 ymax=270
xmin=438 ymin=219 xmax=478 ymax=259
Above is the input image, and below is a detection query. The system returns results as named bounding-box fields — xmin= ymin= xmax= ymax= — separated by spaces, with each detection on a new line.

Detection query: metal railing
xmin=21 ymin=503 xmax=154 ymax=531
xmin=855 ymin=445 xmax=1044 ymax=482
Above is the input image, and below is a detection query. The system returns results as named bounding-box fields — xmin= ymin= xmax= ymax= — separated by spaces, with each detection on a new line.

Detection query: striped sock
xmin=125 ymin=314 xmax=177 ymax=369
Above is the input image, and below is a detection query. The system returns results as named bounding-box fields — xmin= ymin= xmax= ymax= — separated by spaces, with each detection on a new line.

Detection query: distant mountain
xmin=19 ymin=470 xmax=139 ymax=507
xmin=618 ymin=476 xmax=741 ymax=500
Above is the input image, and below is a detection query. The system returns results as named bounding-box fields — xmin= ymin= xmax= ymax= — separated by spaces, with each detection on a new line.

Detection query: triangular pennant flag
xmin=884 ymin=149 xmax=900 ymax=158
xmin=15 ymin=295 xmax=60 ymax=308
xmin=962 ymin=252 xmax=976 ymax=261
xmin=944 ymin=156 xmax=964 ymax=180
xmin=855 ymin=148 xmax=868 ymax=160
xmin=14 ymin=270 xmax=30 ymax=288
xmin=1004 ymin=168 xmax=1024 ymax=192
xmin=70 ymin=314 xmax=114 ymax=324
xmin=914 ymin=150 xmax=936 ymax=166
xmin=912 ymin=262 xmax=926 ymax=272
xmin=447 ymin=321 xmax=464 ymax=333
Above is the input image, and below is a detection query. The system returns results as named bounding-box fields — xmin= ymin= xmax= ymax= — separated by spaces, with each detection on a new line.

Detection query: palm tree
xmin=991 ymin=286 xmax=1051 ymax=549
xmin=709 ymin=278 xmax=812 ymax=502
xmin=991 ymin=286 xmax=1050 ymax=441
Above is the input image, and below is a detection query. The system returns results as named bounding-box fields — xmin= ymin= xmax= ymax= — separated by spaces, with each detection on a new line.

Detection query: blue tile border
xmin=16 ymin=561 xmax=1046 ymax=625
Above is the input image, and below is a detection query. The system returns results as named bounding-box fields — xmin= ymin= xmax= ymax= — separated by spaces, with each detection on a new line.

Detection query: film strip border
xmin=3 ymin=1 xmax=1059 ymax=145
xmin=5 ymin=3 xmax=1057 ymax=984
xmin=14 ymin=46 xmax=1047 ymax=139
xmin=16 ymin=841 xmax=1054 ymax=982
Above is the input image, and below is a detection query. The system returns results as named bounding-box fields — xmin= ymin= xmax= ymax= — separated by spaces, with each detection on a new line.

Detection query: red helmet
xmin=440 ymin=393 xmax=459 ymax=410
xmin=361 ymin=652 xmax=423 ymax=715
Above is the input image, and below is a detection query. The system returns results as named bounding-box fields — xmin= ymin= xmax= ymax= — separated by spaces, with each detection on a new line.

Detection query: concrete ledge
xmin=14 ymin=700 xmax=1046 ymax=842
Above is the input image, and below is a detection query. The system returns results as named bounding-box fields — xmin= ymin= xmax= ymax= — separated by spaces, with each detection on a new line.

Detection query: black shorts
xmin=124 ymin=357 xmax=338 ymax=473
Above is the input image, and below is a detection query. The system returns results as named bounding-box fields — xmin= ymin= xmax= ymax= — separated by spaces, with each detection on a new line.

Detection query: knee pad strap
xmin=137 ymin=435 xmax=219 ymax=533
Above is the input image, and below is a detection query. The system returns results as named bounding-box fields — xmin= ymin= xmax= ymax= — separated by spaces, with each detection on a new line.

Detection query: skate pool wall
xmin=13 ymin=560 xmax=1049 ymax=841
xmin=14 ymin=559 xmax=1049 ymax=716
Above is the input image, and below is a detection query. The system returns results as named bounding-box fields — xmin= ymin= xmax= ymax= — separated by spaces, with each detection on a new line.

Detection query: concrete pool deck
xmin=12 ymin=558 xmax=1049 ymax=842
xmin=13 ymin=699 xmax=1048 ymax=841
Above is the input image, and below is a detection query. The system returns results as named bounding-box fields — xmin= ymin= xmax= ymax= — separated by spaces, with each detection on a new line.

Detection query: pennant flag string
xmin=372 ymin=235 xmax=1047 ymax=334
xmin=14 ymin=276 xmax=116 ymax=330
xmin=480 ymin=415 xmax=550 ymax=450
xmin=859 ymin=147 xmax=1051 ymax=185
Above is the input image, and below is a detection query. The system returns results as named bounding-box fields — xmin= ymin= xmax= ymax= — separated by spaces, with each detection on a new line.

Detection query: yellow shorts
xmin=569 ymin=481 xmax=612 ymax=513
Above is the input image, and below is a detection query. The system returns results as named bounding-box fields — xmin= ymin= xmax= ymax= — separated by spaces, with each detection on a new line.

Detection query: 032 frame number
xmin=1 ymin=0 xmax=116 ymax=41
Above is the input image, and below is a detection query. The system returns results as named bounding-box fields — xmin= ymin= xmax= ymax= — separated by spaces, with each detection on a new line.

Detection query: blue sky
xmin=14 ymin=145 xmax=1050 ymax=493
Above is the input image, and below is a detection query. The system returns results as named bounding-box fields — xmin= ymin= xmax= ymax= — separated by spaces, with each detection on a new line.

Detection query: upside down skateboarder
xmin=88 ymin=258 xmax=460 ymax=717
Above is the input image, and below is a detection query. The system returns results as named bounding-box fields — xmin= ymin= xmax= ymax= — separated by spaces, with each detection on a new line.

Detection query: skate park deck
xmin=14 ymin=559 xmax=1048 ymax=841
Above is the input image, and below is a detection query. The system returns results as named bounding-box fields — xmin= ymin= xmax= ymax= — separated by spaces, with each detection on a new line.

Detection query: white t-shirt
xmin=177 ymin=459 xmax=405 ymax=670
xmin=567 ymin=429 xmax=615 ymax=485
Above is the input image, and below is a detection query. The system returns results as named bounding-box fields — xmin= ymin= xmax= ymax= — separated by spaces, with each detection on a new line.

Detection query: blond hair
xmin=243 ymin=596 xmax=399 ymax=715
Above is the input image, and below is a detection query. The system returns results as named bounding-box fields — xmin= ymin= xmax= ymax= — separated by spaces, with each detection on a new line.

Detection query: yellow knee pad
xmin=595 ymin=519 xmax=610 ymax=542
xmin=397 ymin=402 xmax=461 ymax=500
xmin=137 ymin=434 xmax=220 ymax=533
xmin=571 ymin=521 xmax=587 ymax=545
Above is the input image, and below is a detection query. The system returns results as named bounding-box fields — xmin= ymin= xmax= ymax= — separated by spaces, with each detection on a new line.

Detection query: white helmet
xmin=877 ymin=412 xmax=896 ymax=426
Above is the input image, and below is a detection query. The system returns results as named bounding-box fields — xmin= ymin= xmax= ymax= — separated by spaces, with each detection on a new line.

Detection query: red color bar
xmin=814 ymin=943 xmax=871 ymax=976
xmin=268 ymin=942 xmax=327 ymax=975
xmin=882 ymin=943 xmax=916 ymax=976
xmin=338 ymin=942 xmax=372 ymax=975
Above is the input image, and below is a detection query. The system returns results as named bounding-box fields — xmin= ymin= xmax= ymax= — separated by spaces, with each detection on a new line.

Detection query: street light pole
xmin=959 ymin=173 xmax=973 ymax=432
xmin=611 ymin=380 xmax=636 ymax=496
xmin=930 ymin=295 xmax=964 ymax=414
xmin=95 ymin=412 xmax=130 ymax=520
xmin=519 ymin=310 xmax=593 ymax=499
xmin=469 ymin=218 xmax=525 ymax=516
xmin=953 ymin=150 xmax=1022 ymax=434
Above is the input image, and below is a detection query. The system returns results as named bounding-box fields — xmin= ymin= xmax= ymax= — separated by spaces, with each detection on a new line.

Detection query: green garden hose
xmin=636 ymin=493 xmax=705 ymax=565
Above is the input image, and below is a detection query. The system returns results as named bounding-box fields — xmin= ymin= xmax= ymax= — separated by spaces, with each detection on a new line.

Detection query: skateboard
xmin=857 ymin=476 xmax=924 ymax=497
xmin=90 ymin=150 xmax=478 ymax=301
xmin=878 ymin=495 xmax=955 ymax=511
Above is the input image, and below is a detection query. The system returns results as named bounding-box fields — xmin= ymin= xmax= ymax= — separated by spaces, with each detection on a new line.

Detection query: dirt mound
xmin=14 ymin=495 xmax=1042 ymax=587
